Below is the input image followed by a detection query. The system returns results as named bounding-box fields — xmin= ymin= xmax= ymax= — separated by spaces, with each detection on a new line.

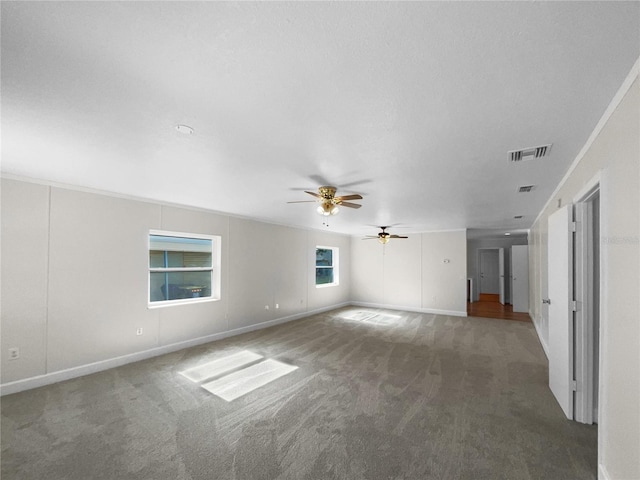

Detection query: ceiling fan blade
xmin=304 ymin=191 xmax=322 ymax=198
xmin=339 ymin=179 xmax=372 ymax=189
xmin=362 ymin=237 xmax=378 ymax=240
xmin=287 ymin=200 xmax=318 ymax=204
xmin=308 ymin=174 xmax=332 ymax=186
xmin=339 ymin=201 xmax=362 ymax=209
xmin=335 ymin=194 xmax=363 ymax=201
xmin=389 ymin=235 xmax=409 ymax=239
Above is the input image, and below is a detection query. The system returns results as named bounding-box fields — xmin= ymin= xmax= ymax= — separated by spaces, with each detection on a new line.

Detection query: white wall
xmin=1 ymin=179 xmax=350 ymax=389
xmin=227 ymin=219 xmax=302 ymax=330
xmin=351 ymin=230 xmax=467 ymax=316
xmin=529 ymin=74 xmax=639 ymax=479
xmin=47 ymin=188 xmax=161 ymax=371
xmin=0 ymin=181 xmax=49 ymax=380
xmin=225 ymin=219 xmax=351 ymax=328
xmin=350 ymin=235 xmax=384 ymax=303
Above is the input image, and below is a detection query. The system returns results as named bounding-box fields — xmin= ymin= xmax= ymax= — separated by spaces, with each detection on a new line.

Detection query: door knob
xmin=542 ymin=299 xmax=551 ymax=305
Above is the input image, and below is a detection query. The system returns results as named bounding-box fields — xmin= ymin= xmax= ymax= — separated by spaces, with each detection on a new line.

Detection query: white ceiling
xmin=2 ymin=2 xmax=639 ymax=237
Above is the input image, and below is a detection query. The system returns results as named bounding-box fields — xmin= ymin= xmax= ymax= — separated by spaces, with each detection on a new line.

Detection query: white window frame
xmin=148 ymin=230 xmax=221 ymax=308
xmin=315 ymin=246 xmax=339 ymax=288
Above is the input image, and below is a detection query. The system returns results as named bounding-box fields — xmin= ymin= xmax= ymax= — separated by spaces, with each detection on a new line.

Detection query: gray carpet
xmin=1 ymin=307 xmax=597 ymax=479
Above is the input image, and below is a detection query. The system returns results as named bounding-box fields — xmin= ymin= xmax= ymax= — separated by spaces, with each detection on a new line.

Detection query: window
xmin=316 ymin=246 xmax=338 ymax=287
xmin=149 ymin=231 xmax=220 ymax=306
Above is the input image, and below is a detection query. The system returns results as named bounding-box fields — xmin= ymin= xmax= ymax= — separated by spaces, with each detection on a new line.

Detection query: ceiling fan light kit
xmin=317 ymin=203 xmax=339 ymax=216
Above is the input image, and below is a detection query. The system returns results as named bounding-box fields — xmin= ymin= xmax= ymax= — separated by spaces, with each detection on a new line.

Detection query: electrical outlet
xmin=8 ymin=347 xmax=19 ymax=360
xmin=275 ymin=304 xmax=279 ymax=309
xmin=136 ymin=327 xmax=143 ymax=336
xmin=264 ymin=305 xmax=269 ymax=310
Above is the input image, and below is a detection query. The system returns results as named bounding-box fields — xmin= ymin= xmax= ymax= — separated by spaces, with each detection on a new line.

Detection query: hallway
xmin=468 ymin=294 xmax=532 ymax=322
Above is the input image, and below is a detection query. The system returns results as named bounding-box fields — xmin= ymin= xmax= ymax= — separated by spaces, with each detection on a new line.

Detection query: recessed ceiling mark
xmin=514 ymin=215 xmax=523 ymax=219
xmin=175 ymin=124 xmax=194 ymax=135
xmin=509 ymin=144 xmax=552 ymax=162
xmin=518 ymin=185 xmax=535 ymax=193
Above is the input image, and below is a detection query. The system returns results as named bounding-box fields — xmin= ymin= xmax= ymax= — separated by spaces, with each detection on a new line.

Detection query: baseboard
xmin=350 ymin=301 xmax=467 ymax=318
xmin=530 ymin=310 xmax=549 ymax=358
xmin=0 ymin=302 xmax=349 ymax=396
xmin=598 ymin=463 xmax=611 ymax=480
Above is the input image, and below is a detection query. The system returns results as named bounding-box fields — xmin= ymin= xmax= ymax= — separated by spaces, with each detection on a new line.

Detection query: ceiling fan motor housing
xmin=319 ymin=186 xmax=337 ymax=200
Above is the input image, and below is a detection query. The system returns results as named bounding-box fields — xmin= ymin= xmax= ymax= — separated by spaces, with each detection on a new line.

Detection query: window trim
xmin=315 ymin=245 xmax=339 ymax=288
xmin=148 ymin=229 xmax=221 ymax=308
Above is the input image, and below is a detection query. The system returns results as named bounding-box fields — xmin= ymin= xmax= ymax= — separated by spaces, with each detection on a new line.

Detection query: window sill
xmin=315 ymin=283 xmax=339 ymax=289
xmin=148 ymin=297 xmax=220 ymax=309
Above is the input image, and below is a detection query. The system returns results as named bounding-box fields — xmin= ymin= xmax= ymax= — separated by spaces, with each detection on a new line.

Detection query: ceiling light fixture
xmin=378 ymin=235 xmax=390 ymax=245
xmin=317 ymin=202 xmax=339 ymax=216
xmin=175 ymin=124 xmax=194 ymax=135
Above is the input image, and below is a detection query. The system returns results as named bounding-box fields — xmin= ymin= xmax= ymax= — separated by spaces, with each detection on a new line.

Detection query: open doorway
xmin=466 ymin=232 xmax=530 ymax=321
xmin=469 ymin=247 xmax=531 ymax=321
xmin=478 ymin=248 xmax=501 ymax=303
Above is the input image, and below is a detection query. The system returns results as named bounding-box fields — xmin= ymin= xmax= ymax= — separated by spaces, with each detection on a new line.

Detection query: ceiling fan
xmin=364 ymin=226 xmax=408 ymax=244
xmin=288 ymin=185 xmax=363 ymax=216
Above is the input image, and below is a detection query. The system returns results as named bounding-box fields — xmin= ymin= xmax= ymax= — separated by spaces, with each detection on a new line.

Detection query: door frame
xmin=573 ymin=173 xmax=603 ymax=425
xmin=498 ymin=248 xmax=505 ymax=305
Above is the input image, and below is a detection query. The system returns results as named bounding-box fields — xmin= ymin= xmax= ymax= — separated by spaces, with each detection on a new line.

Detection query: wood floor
xmin=468 ymin=295 xmax=532 ymax=322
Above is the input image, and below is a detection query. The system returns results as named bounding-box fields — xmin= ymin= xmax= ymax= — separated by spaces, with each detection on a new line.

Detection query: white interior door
xmin=498 ymin=248 xmax=505 ymax=304
xmin=548 ymin=205 xmax=574 ymax=419
xmin=511 ymin=245 xmax=529 ymax=312
xmin=479 ymin=250 xmax=499 ymax=294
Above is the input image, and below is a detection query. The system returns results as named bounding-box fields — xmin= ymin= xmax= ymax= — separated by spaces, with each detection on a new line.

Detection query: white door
xmin=479 ymin=250 xmax=499 ymax=294
xmin=498 ymin=248 xmax=505 ymax=304
xmin=511 ymin=245 xmax=529 ymax=312
xmin=548 ymin=205 xmax=574 ymax=419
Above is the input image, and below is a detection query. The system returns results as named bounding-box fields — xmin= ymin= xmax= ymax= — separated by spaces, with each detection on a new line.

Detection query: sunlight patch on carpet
xmin=201 ymin=359 xmax=298 ymax=401
xmin=360 ymin=314 xmax=396 ymax=326
xmin=341 ymin=311 xmax=378 ymax=322
xmin=340 ymin=310 xmax=402 ymax=325
xmin=179 ymin=350 xmax=263 ymax=383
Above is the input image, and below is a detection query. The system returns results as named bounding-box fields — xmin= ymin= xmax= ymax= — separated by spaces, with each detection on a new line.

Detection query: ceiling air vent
xmin=509 ymin=144 xmax=552 ymax=162
xmin=518 ymin=185 xmax=535 ymax=193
